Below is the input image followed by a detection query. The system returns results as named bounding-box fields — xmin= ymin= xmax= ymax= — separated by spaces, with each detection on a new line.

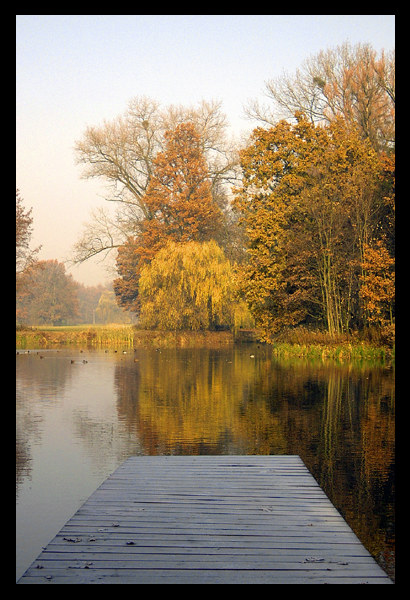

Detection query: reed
xmin=16 ymin=324 xmax=136 ymax=348
xmin=270 ymin=341 xmax=393 ymax=365
xmin=267 ymin=325 xmax=394 ymax=365
xmin=16 ymin=325 xmax=234 ymax=349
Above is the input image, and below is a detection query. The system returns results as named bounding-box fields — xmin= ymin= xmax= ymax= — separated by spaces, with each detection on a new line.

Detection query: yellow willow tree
xmin=138 ymin=240 xmax=251 ymax=331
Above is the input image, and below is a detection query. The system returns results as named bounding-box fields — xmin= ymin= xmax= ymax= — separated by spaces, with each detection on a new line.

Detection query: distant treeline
xmin=16 ymin=259 xmax=135 ymax=326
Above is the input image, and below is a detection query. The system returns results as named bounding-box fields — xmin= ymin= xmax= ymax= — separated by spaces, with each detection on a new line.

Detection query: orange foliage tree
xmin=234 ymin=113 xmax=394 ymax=340
xmin=114 ymin=123 xmax=224 ymax=312
xmin=359 ymin=241 xmax=395 ymax=328
xmin=16 ymin=260 xmax=79 ymax=325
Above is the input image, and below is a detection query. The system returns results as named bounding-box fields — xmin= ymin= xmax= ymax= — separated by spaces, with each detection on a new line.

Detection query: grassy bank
xmin=16 ymin=324 xmax=394 ymax=364
xmin=269 ymin=341 xmax=394 ymax=364
xmin=16 ymin=324 xmax=234 ymax=349
xmin=269 ymin=326 xmax=394 ymax=364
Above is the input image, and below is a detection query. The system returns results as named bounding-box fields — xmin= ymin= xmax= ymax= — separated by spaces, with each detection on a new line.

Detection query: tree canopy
xmin=16 ymin=260 xmax=79 ymax=326
xmin=138 ymin=240 xmax=249 ymax=331
xmin=234 ymin=113 xmax=394 ymax=341
xmin=113 ymin=122 xmax=225 ymax=312
xmin=73 ymin=98 xmax=239 ymax=265
xmin=246 ymin=42 xmax=394 ymax=154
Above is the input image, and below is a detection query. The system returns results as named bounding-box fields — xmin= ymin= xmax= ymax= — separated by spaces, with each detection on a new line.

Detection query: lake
xmin=16 ymin=344 xmax=395 ymax=581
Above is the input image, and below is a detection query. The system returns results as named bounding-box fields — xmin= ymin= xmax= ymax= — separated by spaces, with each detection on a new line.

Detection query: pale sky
xmin=16 ymin=14 xmax=395 ymax=287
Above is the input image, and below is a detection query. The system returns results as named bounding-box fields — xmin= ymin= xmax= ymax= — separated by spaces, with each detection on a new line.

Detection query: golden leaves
xmin=234 ymin=114 xmax=394 ymax=339
xmin=139 ymin=240 xmax=250 ymax=331
xmin=359 ymin=241 xmax=395 ymax=326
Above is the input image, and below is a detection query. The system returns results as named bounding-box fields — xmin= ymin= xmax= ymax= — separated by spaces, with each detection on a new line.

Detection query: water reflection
xmin=16 ymin=346 xmax=394 ymax=581
xmin=16 ymin=350 xmax=73 ymax=490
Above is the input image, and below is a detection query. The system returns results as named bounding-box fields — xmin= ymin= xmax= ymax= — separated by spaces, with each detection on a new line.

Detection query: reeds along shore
xmin=15 ymin=325 xmax=233 ymax=349
xmin=16 ymin=324 xmax=394 ymax=364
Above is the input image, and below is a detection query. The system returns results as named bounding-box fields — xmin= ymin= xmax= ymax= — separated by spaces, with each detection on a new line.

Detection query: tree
xmin=234 ymin=117 xmax=310 ymax=337
xmin=138 ymin=240 xmax=240 ymax=331
xmin=16 ymin=189 xmax=40 ymax=280
xmin=143 ymin=122 xmax=224 ymax=242
xmin=95 ymin=289 xmax=134 ymax=324
xmin=73 ymin=97 xmax=239 ymax=266
xmin=75 ymin=282 xmax=106 ymax=324
xmin=113 ymin=122 xmax=225 ymax=312
xmin=234 ymin=114 xmax=391 ymax=340
xmin=16 ymin=260 xmax=79 ymax=325
xmin=246 ymin=42 xmax=395 ymax=153
xmin=359 ymin=241 xmax=395 ymax=329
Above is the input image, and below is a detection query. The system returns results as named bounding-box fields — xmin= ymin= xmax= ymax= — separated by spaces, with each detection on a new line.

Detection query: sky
xmin=16 ymin=14 xmax=395 ymax=287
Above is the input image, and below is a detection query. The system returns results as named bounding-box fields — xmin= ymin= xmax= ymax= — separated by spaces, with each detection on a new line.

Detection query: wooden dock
xmin=17 ymin=455 xmax=392 ymax=584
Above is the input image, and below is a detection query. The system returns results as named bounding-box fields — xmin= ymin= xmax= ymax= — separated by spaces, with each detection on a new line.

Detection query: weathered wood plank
xmin=18 ymin=569 xmax=392 ymax=584
xmin=48 ymin=534 xmax=369 ymax=548
xmin=17 ymin=455 xmax=393 ymax=584
xmin=34 ymin=548 xmax=379 ymax=561
xmin=21 ymin=559 xmax=387 ymax=573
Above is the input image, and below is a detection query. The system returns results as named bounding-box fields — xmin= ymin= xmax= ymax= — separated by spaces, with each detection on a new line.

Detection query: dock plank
xmin=17 ymin=455 xmax=392 ymax=584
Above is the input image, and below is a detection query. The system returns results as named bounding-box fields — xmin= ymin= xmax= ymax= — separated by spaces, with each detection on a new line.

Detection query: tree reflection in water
xmin=114 ymin=346 xmax=394 ymax=579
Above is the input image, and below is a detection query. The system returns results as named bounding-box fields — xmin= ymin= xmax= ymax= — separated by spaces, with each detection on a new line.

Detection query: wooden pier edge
xmin=17 ymin=455 xmax=393 ymax=584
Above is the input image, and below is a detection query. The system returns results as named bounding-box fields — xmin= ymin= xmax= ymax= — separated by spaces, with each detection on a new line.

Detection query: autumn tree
xmin=138 ymin=240 xmax=248 ymax=331
xmin=16 ymin=189 xmax=40 ymax=288
xmin=16 ymin=260 xmax=79 ymax=326
xmin=95 ymin=289 xmax=134 ymax=324
xmin=235 ymin=113 xmax=391 ymax=340
xmin=113 ymin=122 xmax=225 ymax=312
xmin=359 ymin=241 xmax=395 ymax=330
xmin=246 ymin=42 xmax=395 ymax=153
xmin=145 ymin=123 xmax=224 ymax=240
xmin=73 ymin=97 xmax=239 ymax=266
xmin=75 ymin=282 xmax=106 ymax=324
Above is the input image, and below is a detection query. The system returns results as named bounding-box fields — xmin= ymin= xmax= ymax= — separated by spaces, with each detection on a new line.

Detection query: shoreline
xmin=16 ymin=325 xmax=394 ymax=364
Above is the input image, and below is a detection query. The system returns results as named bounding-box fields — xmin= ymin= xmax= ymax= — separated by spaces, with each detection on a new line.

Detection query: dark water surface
xmin=16 ymin=345 xmax=395 ymax=581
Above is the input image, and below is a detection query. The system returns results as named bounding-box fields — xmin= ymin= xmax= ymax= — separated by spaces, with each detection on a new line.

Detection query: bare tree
xmin=75 ymin=96 xmax=161 ymax=219
xmin=71 ymin=206 xmax=134 ymax=264
xmin=245 ymin=42 xmax=395 ymax=152
xmin=73 ymin=97 xmax=240 ymax=266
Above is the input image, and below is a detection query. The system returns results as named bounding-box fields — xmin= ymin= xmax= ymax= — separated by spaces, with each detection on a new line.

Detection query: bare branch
xmin=245 ymin=42 xmax=395 ymax=152
xmin=71 ymin=206 xmax=140 ymax=265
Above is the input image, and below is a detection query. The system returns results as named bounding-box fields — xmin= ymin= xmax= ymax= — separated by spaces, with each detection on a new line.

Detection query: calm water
xmin=16 ymin=345 xmax=395 ymax=581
